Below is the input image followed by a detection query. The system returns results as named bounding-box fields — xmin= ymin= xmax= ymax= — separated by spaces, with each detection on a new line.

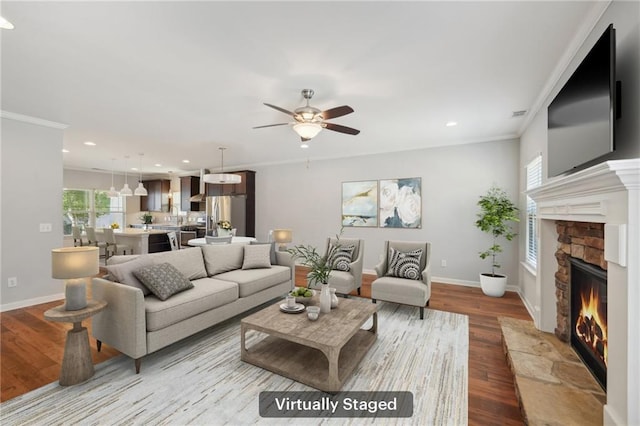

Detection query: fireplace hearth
xmin=570 ymin=257 xmax=607 ymax=390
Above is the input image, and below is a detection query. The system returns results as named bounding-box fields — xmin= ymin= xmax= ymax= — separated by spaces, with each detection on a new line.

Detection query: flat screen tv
xmin=547 ymin=24 xmax=616 ymax=177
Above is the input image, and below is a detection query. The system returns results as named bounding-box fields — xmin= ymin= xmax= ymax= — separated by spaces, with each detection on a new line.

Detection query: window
xmin=63 ymin=189 xmax=125 ymax=235
xmin=525 ymin=155 xmax=542 ymax=268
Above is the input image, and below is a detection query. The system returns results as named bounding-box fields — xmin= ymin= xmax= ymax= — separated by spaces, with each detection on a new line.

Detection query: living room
xmin=1 ymin=1 xmax=639 ymax=425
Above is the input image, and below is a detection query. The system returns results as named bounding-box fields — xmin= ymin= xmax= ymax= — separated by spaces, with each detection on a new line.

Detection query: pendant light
xmin=107 ymin=158 xmax=119 ymax=197
xmin=120 ymin=156 xmax=133 ymax=196
xmin=203 ymin=147 xmax=241 ymax=184
xmin=134 ymin=153 xmax=148 ymax=196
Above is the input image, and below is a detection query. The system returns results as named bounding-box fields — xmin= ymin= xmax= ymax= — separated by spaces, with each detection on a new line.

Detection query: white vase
xmin=479 ymin=273 xmax=507 ymax=297
xmin=320 ymin=283 xmax=331 ymax=313
xmin=217 ymin=227 xmax=231 ymax=236
xmin=330 ymin=288 xmax=339 ymax=308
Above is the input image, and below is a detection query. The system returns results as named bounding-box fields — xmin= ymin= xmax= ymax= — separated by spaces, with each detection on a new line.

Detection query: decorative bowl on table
xmin=289 ymin=287 xmax=316 ymax=305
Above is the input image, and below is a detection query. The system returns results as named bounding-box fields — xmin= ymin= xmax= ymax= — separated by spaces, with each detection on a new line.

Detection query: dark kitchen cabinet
xmin=205 ymin=171 xmax=255 ymax=237
xmin=140 ymin=179 xmax=171 ymax=212
xmin=180 ymin=176 xmax=204 ymax=212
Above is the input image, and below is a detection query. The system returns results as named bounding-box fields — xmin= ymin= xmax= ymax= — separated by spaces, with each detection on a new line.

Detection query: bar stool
xmin=85 ymin=227 xmax=109 ymax=261
xmin=103 ymin=228 xmax=132 ymax=259
xmin=72 ymin=226 xmax=88 ymax=247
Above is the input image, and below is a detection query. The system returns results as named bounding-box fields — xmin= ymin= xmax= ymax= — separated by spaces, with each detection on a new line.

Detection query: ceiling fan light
xmin=203 ymin=173 xmax=242 ymax=184
xmin=134 ymin=182 xmax=148 ymax=196
xmin=293 ymin=122 xmax=322 ymax=139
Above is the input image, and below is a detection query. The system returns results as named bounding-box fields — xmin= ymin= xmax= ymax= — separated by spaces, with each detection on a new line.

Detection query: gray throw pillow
xmin=133 ymin=262 xmax=194 ymax=301
xmin=386 ymin=247 xmax=423 ymax=280
xmin=250 ymin=241 xmax=277 ymax=265
xmin=329 ymin=245 xmax=355 ymax=272
xmin=105 ymin=255 xmax=154 ymax=296
xmin=242 ymin=244 xmax=272 ymax=270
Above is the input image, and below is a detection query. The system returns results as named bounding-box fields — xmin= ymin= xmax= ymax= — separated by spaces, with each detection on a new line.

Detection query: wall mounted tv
xmin=547 ymin=24 xmax=617 ymax=177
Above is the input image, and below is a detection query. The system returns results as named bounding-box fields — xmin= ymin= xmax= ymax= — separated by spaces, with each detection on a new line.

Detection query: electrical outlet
xmin=8 ymin=277 xmax=17 ymax=287
xmin=39 ymin=223 xmax=53 ymax=232
xmin=441 ymin=260 xmax=447 ymax=267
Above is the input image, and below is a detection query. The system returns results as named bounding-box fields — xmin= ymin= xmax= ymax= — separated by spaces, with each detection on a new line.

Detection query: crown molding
xmin=0 ymin=110 xmax=68 ymax=129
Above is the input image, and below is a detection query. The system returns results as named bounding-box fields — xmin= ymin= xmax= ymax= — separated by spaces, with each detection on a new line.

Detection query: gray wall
xmin=254 ymin=138 xmax=520 ymax=285
xmin=1 ymin=117 xmax=65 ymax=309
xmin=518 ymin=0 xmax=640 ymax=314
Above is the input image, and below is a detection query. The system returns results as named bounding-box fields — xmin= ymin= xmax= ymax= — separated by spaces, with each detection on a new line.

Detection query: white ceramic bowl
xmin=290 ymin=289 xmax=316 ymax=305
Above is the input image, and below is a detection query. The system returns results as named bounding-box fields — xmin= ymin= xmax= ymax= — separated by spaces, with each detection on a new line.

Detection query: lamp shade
xmin=293 ymin=122 xmax=322 ymax=139
xmin=272 ymin=229 xmax=293 ymax=244
xmin=203 ymin=173 xmax=241 ymax=184
xmin=52 ymin=247 xmax=99 ymax=279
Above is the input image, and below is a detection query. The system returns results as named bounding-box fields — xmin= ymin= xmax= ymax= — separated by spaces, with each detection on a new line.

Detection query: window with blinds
xmin=526 ymin=155 xmax=542 ymax=268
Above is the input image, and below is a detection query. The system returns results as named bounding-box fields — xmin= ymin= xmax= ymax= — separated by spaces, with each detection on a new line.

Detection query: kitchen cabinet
xmin=180 ymin=176 xmax=204 ymax=212
xmin=140 ymin=179 xmax=171 ymax=212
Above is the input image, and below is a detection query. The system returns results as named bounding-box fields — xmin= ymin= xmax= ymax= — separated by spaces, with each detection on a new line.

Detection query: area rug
xmin=0 ymin=301 xmax=468 ymax=426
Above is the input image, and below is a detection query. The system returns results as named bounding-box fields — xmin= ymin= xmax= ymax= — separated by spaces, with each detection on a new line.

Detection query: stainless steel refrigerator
xmin=205 ymin=196 xmax=246 ymax=236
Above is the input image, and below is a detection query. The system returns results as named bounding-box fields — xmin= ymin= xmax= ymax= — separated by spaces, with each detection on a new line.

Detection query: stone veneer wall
xmin=554 ymin=221 xmax=606 ymax=342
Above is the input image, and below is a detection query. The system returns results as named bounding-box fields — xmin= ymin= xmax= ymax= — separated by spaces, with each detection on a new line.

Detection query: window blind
xmin=525 ymin=155 xmax=542 ymax=267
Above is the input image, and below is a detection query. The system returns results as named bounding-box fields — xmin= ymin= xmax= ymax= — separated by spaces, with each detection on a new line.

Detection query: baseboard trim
xmin=1 ymin=293 xmax=64 ymax=312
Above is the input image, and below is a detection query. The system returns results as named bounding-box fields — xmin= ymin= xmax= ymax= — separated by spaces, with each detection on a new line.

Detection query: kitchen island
xmin=96 ymin=228 xmax=171 ymax=254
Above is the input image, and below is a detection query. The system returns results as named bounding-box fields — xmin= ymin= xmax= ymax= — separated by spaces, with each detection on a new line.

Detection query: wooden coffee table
xmin=241 ymin=297 xmax=377 ymax=393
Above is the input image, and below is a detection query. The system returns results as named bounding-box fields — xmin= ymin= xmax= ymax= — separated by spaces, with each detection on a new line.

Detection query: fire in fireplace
xmin=570 ymin=257 xmax=607 ymax=390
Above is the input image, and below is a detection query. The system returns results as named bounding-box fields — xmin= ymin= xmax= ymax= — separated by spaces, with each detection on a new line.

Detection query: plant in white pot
xmin=475 ymin=186 xmax=519 ymax=297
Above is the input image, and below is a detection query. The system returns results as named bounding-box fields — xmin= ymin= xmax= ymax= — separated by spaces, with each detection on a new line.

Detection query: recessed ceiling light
xmin=62 ymin=149 xmax=69 ymax=153
xmin=155 ymin=163 xmax=162 ymax=167
xmin=445 ymin=121 xmax=458 ymax=127
xmin=131 ymin=167 xmax=138 ymax=171
xmin=83 ymin=141 xmax=96 ymax=146
xmin=0 ymin=16 xmax=14 ymax=30
xmin=182 ymin=160 xmax=190 ymax=163
xmin=300 ymin=142 xmax=309 ymax=149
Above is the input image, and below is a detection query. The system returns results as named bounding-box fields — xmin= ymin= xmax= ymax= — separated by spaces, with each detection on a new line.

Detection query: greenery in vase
xmin=140 ymin=212 xmax=153 ymax=225
xmin=287 ymin=229 xmax=343 ymax=289
xmin=217 ymin=220 xmax=232 ymax=230
xmin=475 ymin=185 xmax=519 ymax=276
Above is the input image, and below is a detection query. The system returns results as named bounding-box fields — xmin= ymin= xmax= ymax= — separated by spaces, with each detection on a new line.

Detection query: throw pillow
xmin=250 ymin=241 xmax=277 ymax=265
xmin=242 ymin=244 xmax=272 ymax=270
xmin=386 ymin=247 xmax=423 ymax=280
xmin=133 ymin=262 xmax=194 ymax=301
xmin=329 ymin=245 xmax=355 ymax=272
xmin=105 ymin=256 xmax=154 ymax=296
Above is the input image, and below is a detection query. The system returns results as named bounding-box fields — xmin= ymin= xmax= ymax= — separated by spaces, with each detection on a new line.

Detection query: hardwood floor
xmin=1 ymin=269 xmax=531 ymax=425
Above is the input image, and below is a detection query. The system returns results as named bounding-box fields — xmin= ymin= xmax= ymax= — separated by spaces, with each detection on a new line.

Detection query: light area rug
xmin=0 ymin=301 xmax=468 ymax=426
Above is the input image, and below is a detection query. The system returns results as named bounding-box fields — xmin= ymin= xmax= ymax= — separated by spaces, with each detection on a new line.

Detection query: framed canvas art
xmin=341 ymin=180 xmax=378 ymax=227
xmin=379 ymin=177 xmax=422 ymax=228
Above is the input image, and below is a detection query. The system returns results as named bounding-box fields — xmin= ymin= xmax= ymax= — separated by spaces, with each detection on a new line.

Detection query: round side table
xmin=44 ymin=300 xmax=107 ymax=386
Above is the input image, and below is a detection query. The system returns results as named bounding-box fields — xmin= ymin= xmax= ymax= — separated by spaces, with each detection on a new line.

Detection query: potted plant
xmin=217 ymin=220 xmax=233 ymax=236
xmin=140 ymin=212 xmax=153 ymax=230
xmin=475 ymin=186 xmax=519 ymax=297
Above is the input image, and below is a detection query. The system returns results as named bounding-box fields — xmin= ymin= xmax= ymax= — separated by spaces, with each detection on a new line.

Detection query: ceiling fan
xmin=253 ymin=89 xmax=360 ymax=142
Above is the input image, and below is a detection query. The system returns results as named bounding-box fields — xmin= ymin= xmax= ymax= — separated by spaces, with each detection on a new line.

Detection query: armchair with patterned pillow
xmin=308 ymin=237 xmax=364 ymax=296
xmin=371 ymin=240 xmax=431 ymax=319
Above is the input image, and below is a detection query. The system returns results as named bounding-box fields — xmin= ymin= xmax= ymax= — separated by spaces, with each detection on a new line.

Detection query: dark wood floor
xmin=1 ymin=269 xmax=531 ymax=425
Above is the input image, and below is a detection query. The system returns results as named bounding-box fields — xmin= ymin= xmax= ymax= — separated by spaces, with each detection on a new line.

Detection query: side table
xmin=44 ymin=300 xmax=107 ymax=386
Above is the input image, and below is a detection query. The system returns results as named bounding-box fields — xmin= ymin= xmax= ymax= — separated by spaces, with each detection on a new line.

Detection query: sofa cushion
xmin=250 ymin=241 xmax=277 ymax=265
xmin=386 ymin=247 xmax=423 ymax=280
xmin=329 ymin=245 xmax=355 ymax=272
xmin=148 ymin=247 xmax=207 ymax=280
xmin=215 ymin=265 xmax=290 ymax=297
xmin=145 ymin=278 xmax=239 ymax=332
xmin=201 ymin=244 xmax=244 ymax=276
xmin=242 ymin=244 xmax=271 ymax=270
xmin=105 ymin=255 xmax=154 ymax=296
xmin=134 ymin=263 xmax=194 ymax=301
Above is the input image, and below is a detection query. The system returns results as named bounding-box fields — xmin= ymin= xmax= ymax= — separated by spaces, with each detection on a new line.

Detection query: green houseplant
xmin=475 ymin=186 xmax=519 ymax=297
xmin=286 ymin=229 xmax=343 ymax=289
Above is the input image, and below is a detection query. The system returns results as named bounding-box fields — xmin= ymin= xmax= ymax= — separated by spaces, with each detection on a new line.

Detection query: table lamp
xmin=52 ymin=246 xmax=99 ymax=311
xmin=273 ymin=229 xmax=293 ymax=251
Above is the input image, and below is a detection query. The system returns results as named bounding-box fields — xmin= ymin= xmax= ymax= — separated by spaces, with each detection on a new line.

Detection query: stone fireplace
xmin=528 ymin=159 xmax=639 ymax=426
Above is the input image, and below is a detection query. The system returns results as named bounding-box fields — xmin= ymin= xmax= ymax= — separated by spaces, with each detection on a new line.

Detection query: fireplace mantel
xmin=526 ymin=158 xmax=639 ymax=426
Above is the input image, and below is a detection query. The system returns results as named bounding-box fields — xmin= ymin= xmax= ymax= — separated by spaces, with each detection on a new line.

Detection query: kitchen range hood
xmin=189 ymin=169 xmax=209 ymax=202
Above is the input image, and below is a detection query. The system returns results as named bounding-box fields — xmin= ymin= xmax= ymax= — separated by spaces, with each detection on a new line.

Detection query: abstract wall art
xmin=379 ymin=177 xmax=422 ymax=228
xmin=341 ymin=180 xmax=378 ymax=227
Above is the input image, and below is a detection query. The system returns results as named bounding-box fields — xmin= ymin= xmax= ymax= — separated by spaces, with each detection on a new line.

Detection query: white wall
xmin=1 ymin=117 xmax=65 ymax=310
xmin=254 ymin=138 xmax=520 ymax=286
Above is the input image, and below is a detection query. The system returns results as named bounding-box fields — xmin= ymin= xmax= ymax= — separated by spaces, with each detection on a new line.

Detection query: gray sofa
xmin=91 ymin=244 xmax=294 ymax=373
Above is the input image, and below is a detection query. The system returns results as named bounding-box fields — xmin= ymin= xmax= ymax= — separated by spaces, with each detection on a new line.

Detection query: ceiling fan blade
xmin=264 ymin=103 xmax=296 ymax=117
xmin=253 ymin=123 xmax=289 ymax=129
xmin=323 ymin=122 xmax=360 ymax=135
xmin=320 ymin=105 xmax=354 ymax=120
